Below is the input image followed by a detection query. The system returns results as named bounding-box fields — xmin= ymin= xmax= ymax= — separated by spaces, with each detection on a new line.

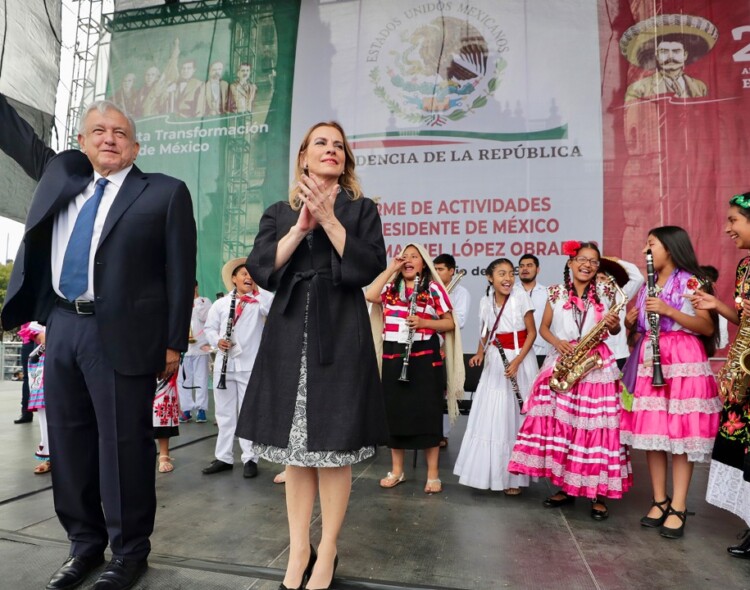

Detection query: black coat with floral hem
xmin=236 ymin=193 xmax=388 ymax=451
xmin=711 ymin=255 xmax=750 ymax=481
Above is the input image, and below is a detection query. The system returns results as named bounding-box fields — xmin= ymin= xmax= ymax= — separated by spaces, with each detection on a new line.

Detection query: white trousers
xmin=213 ymin=370 xmax=256 ymax=464
xmin=178 ymin=355 xmax=209 ymax=412
xmin=36 ymin=408 xmax=50 ymax=458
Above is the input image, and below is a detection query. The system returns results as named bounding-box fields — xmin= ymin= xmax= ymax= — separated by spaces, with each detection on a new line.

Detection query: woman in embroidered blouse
xmin=508 ymin=241 xmax=631 ymax=520
xmin=366 ymin=243 xmax=463 ymax=495
xmin=621 ymin=226 xmax=720 ymax=539
xmin=692 ymin=196 xmax=750 ymax=557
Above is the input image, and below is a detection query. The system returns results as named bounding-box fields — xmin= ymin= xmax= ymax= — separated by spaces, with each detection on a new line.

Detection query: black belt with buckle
xmin=57 ymin=298 xmax=95 ymax=315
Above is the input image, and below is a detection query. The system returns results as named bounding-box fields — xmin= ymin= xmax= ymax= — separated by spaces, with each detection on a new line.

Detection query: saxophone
xmin=446 ymin=269 xmax=467 ymax=294
xmin=549 ymin=276 xmax=627 ymax=394
xmin=717 ymin=305 xmax=750 ymax=403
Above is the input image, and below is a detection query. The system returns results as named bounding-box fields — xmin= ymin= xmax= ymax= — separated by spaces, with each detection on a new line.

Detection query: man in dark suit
xmin=0 ymin=93 xmax=196 ymax=590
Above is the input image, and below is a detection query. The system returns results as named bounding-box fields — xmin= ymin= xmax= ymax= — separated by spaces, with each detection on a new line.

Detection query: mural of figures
xmin=201 ymin=61 xmax=229 ymax=115
xmin=227 ymin=63 xmax=257 ymax=113
xmin=169 ymin=59 xmax=204 ymax=118
xmin=105 ymin=4 xmax=287 ymax=298
xmin=109 ymin=72 xmax=138 ymax=115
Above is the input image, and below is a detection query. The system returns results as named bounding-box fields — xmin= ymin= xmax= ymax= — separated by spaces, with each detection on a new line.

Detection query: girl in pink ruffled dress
xmin=621 ymin=226 xmax=721 ymax=539
xmin=508 ymin=241 xmax=632 ymax=520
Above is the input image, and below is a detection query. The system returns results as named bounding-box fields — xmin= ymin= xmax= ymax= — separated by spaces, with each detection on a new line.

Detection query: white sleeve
xmin=258 ymin=288 xmax=275 ymax=316
xmin=196 ymin=298 xmax=212 ymax=322
xmin=619 ymin=259 xmax=645 ymax=301
xmin=514 ymin=288 xmax=534 ymax=316
xmin=478 ymin=296 xmax=490 ymax=338
xmin=718 ymin=315 xmax=729 ymax=349
xmin=204 ymin=300 xmax=224 ymax=347
xmin=452 ymin=286 xmax=471 ymax=329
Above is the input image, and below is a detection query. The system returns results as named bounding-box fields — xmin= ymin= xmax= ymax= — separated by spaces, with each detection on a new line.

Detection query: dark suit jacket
xmin=0 ymin=94 xmax=196 ymax=376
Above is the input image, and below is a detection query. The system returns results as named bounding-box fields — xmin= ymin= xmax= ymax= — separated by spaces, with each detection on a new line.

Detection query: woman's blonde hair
xmin=288 ymin=121 xmax=363 ymax=210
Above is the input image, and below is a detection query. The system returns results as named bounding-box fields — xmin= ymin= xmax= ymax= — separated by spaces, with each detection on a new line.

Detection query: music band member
xmin=509 ymin=241 xmax=631 ymax=521
xmin=202 ymin=259 xmax=272 ymax=478
xmin=454 ymin=258 xmax=536 ymax=495
xmin=366 ymin=243 xmax=463 ymax=495
xmin=621 ymin=227 xmax=721 ymax=538
xmin=695 ymin=194 xmax=750 ymax=558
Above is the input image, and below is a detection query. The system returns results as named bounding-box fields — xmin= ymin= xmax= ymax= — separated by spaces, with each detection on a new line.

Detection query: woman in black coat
xmin=237 ymin=121 xmax=387 ymax=590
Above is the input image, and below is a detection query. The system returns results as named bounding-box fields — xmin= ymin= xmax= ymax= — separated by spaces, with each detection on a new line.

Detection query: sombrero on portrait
xmin=599 ymin=257 xmax=629 ymax=288
xmin=619 ymin=14 xmax=718 ymax=70
xmin=221 ymin=257 xmax=248 ymax=292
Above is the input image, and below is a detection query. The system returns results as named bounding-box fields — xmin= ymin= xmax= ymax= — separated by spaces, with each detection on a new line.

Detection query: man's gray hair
xmin=78 ymin=100 xmax=138 ymax=137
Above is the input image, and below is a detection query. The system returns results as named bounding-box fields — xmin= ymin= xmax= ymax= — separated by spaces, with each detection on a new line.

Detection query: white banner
xmin=291 ymin=0 xmax=603 ymax=345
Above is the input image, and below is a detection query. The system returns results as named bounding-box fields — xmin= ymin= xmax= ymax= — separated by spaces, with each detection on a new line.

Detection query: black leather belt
xmin=57 ymin=298 xmax=95 ymax=315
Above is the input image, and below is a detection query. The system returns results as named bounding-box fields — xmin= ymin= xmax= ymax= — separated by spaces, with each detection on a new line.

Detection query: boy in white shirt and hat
xmin=202 ymin=258 xmax=273 ymax=478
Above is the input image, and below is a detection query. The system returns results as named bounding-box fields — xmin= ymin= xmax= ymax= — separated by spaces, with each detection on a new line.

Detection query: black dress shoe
xmin=14 ymin=413 xmax=33 ymax=424
xmin=591 ymin=498 xmax=609 ymax=521
xmin=543 ymin=491 xmax=575 ymax=508
xmin=202 ymin=459 xmax=233 ymax=474
xmin=92 ymin=558 xmax=147 ymax=590
xmin=728 ymin=529 xmax=750 ymax=559
xmin=243 ymin=460 xmax=258 ymax=479
xmin=640 ymin=497 xmax=671 ymax=528
xmin=659 ymin=506 xmax=687 ymax=539
xmin=46 ymin=554 xmax=104 ymax=590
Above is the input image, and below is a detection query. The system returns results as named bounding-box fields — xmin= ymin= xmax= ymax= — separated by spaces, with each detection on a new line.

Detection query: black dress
xmin=706 ymin=256 xmax=750 ymax=526
xmin=236 ymin=193 xmax=388 ymax=461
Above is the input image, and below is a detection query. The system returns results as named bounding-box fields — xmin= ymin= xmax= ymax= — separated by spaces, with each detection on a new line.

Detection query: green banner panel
xmin=105 ymin=0 xmax=299 ymax=297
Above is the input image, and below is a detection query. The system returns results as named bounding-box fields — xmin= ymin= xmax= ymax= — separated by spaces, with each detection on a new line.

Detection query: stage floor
xmin=0 ymin=380 xmax=748 ymax=590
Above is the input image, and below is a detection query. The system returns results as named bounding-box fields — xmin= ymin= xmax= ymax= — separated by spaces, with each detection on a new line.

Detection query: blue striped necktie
xmin=59 ymin=177 xmax=109 ymax=301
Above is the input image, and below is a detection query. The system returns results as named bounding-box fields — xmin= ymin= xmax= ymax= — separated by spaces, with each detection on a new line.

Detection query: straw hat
xmin=221 ymin=257 xmax=247 ymax=292
xmin=619 ymin=14 xmax=718 ymax=70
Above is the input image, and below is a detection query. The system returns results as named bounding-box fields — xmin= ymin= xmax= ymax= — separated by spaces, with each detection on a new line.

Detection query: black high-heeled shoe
xmin=659 ymin=506 xmax=688 ymax=539
xmin=305 ymin=554 xmax=338 ymax=590
xmin=728 ymin=529 xmax=750 ymax=559
xmin=279 ymin=545 xmax=317 ymax=590
xmin=640 ymin=496 xmax=671 ymax=528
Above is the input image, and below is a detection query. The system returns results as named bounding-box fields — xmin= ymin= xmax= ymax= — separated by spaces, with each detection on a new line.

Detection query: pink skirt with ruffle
xmin=508 ymin=343 xmax=632 ymax=499
xmin=620 ymin=331 xmax=721 ymax=462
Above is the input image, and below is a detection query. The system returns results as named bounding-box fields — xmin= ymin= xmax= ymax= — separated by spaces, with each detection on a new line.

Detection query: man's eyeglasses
xmin=571 ymin=256 xmax=600 ymax=267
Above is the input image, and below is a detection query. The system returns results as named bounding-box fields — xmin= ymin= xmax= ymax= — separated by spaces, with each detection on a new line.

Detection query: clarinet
xmin=645 ymin=250 xmax=666 ymax=387
xmin=216 ymin=289 xmax=237 ymax=390
xmin=494 ymin=340 xmax=524 ymax=412
xmin=398 ymin=274 xmax=420 ymax=382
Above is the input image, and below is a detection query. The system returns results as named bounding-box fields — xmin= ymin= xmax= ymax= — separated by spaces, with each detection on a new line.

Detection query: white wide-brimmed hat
xmin=620 ymin=14 xmax=718 ymax=70
xmin=221 ymin=257 xmax=247 ymax=292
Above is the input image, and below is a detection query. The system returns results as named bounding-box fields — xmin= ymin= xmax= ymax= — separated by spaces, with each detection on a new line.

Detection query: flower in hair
xmin=730 ymin=193 xmax=750 ymax=210
xmin=561 ymin=240 xmax=581 ymax=257
xmin=686 ymin=276 xmax=701 ymax=293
